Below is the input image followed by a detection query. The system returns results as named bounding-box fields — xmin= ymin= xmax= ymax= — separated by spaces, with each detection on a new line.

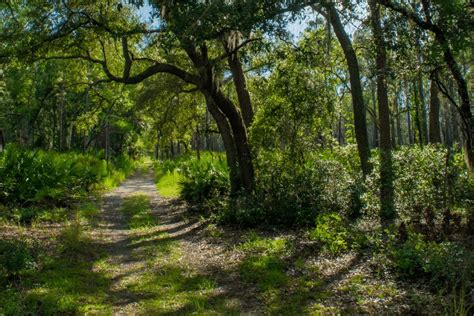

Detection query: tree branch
xmin=122 ymin=37 xmax=132 ymax=79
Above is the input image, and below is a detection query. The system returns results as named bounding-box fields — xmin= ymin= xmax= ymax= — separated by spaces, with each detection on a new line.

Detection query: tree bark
xmin=0 ymin=129 xmax=5 ymax=152
xmin=429 ymin=70 xmax=442 ymax=143
xmin=404 ymin=80 xmax=413 ymax=145
xmin=204 ymin=94 xmax=241 ymax=194
xmin=372 ymin=81 xmax=379 ymax=148
xmin=391 ymin=95 xmax=397 ymax=148
xmin=59 ymin=85 xmax=67 ymax=151
xmin=189 ymin=42 xmax=256 ymax=193
xmin=413 ymin=81 xmax=424 ymax=146
xmin=210 ymin=89 xmax=255 ymax=192
xmin=369 ymin=0 xmax=395 ymax=223
xmin=323 ymin=3 xmax=372 ymax=176
xmin=417 ymin=72 xmax=428 ymax=144
xmin=395 ymin=92 xmax=403 ymax=146
xmin=224 ymin=36 xmax=254 ymax=129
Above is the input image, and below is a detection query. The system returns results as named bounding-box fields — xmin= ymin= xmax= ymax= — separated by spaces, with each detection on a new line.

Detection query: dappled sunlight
xmin=1 ymin=166 xmax=470 ymax=315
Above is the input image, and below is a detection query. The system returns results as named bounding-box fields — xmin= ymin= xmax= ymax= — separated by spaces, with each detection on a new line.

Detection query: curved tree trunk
xmin=211 ymin=89 xmax=255 ymax=192
xmin=182 ymin=41 xmax=256 ymax=193
xmin=323 ymin=3 xmax=372 ymax=176
xmin=204 ymin=94 xmax=241 ymax=194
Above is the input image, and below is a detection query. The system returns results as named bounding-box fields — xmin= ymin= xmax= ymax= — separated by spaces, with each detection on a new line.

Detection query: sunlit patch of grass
xmin=127 ymin=264 xmax=229 ymax=314
xmin=0 ymin=221 xmax=113 ymax=315
xmin=34 ymin=207 xmax=69 ymax=224
xmin=92 ymin=256 xmax=119 ymax=278
xmin=123 ymin=224 xmax=237 ymax=315
xmin=131 ymin=232 xmax=178 ymax=263
xmin=205 ymin=223 xmax=224 ymax=238
xmin=101 ymin=170 xmax=127 ymax=190
xmin=156 ymin=170 xmax=183 ymax=198
xmin=59 ymin=221 xmax=95 ymax=259
xmin=239 ymin=255 xmax=288 ymax=290
xmin=236 ymin=231 xmax=333 ymax=314
xmin=338 ymin=274 xmax=399 ymax=305
xmin=23 ymin=260 xmax=112 ymax=315
xmin=238 ymin=233 xmax=290 ymax=292
xmin=120 ymin=194 xmax=158 ymax=229
xmin=239 ymin=231 xmax=289 ymax=255
xmin=306 ymin=303 xmax=342 ymax=315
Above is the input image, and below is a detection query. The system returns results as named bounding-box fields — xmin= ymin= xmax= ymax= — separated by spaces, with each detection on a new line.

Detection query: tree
xmin=429 ymin=68 xmax=442 ymax=143
xmin=315 ymin=1 xmax=372 ymax=176
xmin=369 ymin=0 xmax=395 ymax=223
xmin=380 ymin=0 xmax=473 ymax=171
xmin=0 ymin=1 xmax=265 ymax=192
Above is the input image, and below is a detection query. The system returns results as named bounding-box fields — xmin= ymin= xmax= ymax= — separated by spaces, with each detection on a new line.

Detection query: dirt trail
xmin=96 ymin=171 xmax=161 ymax=313
xmin=93 ymin=170 xmax=258 ymax=315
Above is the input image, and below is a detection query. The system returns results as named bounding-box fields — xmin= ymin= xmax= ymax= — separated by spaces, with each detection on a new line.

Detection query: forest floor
xmin=0 ymin=169 xmax=447 ymax=315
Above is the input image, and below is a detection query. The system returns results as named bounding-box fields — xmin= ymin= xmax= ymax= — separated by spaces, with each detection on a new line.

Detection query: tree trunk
xmin=0 ymin=129 xmax=5 ymax=152
xmin=442 ymin=97 xmax=452 ymax=146
xmin=395 ymin=93 xmax=403 ymax=146
xmin=169 ymin=141 xmax=174 ymax=158
xmin=184 ymin=42 xmax=255 ymax=192
xmin=59 ymin=95 xmax=67 ymax=151
xmin=324 ymin=3 xmax=372 ymax=176
xmin=413 ymin=82 xmax=424 ymax=146
xmin=369 ymin=0 xmax=395 ymax=223
xmin=195 ymin=125 xmax=201 ymax=160
xmin=225 ymin=37 xmax=254 ymax=128
xmin=391 ymin=96 xmax=397 ymax=148
xmin=437 ymin=35 xmax=474 ymax=171
xmin=211 ymin=89 xmax=255 ymax=192
xmin=417 ymin=72 xmax=428 ymax=144
xmin=405 ymin=80 xmax=413 ymax=144
xmin=204 ymin=94 xmax=241 ymax=194
xmin=372 ymin=81 xmax=379 ymax=148
xmin=105 ymin=115 xmax=110 ymax=166
xmin=429 ymin=70 xmax=442 ymax=143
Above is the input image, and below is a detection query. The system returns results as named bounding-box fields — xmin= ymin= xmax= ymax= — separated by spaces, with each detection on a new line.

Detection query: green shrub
xmin=221 ymin=149 xmax=361 ymax=227
xmin=310 ymin=213 xmax=349 ymax=254
xmin=179 ymin=159 xmax=229 ymax=208
xmin=217 ymin=194 xmax=266 ymax=226
xmin=154 ymin=152 xmax=229 ymax=209
xmin=59 ymin=222 xmax=96 ymax=260
xmin=0 ymin=145 xmax=100 ymax=205
xmin=309 ymin=212 xmax=366 ymax=255
xmin=363 ymin=145 xmax=472 ymax=231
xmin=391 ymin=233 xmax=472 ymax=287
xmin=156 ymin=170 xmax=183 ymax=198
xmin=0 ymin=145 xmax=136 ymax=218
xmin=0 ymin=239 xmax=36 ymax=281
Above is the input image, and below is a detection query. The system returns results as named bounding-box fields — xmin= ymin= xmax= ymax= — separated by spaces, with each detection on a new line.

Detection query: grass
xmin=120 ymin=194 xmax=157 ymax=229
xmin=0 ymin=222 xmax=112 ymax=315
xmin=235 ymin=232 xmax=336 ymax=314
xmin=156 ymin=170 xmax=183 ymax=198
xmin=76 ymin=201 xmax=100 ymax=223
xmin=115 ymin=204 xmax=239 ymax=315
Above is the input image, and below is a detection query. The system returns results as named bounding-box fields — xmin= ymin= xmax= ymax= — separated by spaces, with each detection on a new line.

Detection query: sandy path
xmin=95 ymin=171 xmax=163 ymax=314
xmin=89 ymin=170 xmax=261 ymax=315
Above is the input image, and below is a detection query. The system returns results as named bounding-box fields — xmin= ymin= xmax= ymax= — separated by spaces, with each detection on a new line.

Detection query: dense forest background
xmin=0 ymin=0 xmax=473 ymax=314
